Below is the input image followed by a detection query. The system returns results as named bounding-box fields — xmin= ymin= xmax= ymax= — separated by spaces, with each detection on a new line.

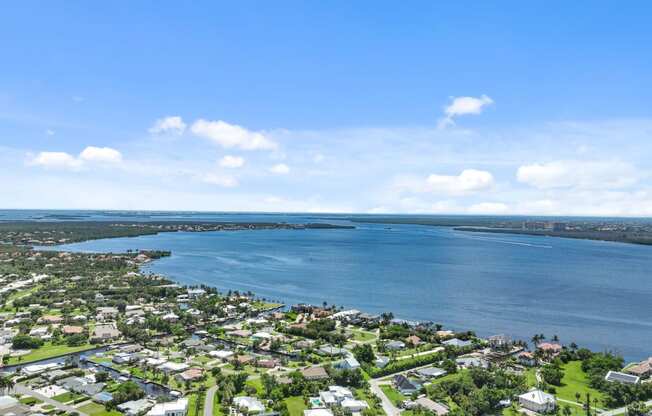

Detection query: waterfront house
xmin=158 ymin=362 xmax=190 ymax=374
xmin=318 ymin=345 xmax=347 ymax=357
xmin=176 ymin=367 xmax=204 ymax=383
xmin=626 ymin=357 xmax=652 ymax=379
xmin=442 ymin=338 xmax=472 ymax=348
xmin=518 ymin=389 xmax=556 ymax=413
xmin=119 ymin=399 xmax=155 ymax=416
xmin=62 ymin=325 xmax=84 ymax=335
xmin=456 ymin=356 xmax=489 ymax=369
xmin=536 ymin=342 xmax=562 ymax=357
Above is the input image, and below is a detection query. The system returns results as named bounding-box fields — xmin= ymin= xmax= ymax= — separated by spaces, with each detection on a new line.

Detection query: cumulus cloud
xmin=149 ymin=116 xmax=187 ymax=135
xmin=426 ymin=169 xmax=494 ymax=194
xmin=219 ymin=155 xmax=245 ymax=168
xmin=200 ymin=173 xmax=238 ymax=187
xmin=79 ymin=146 xmax=123 ymax=163
xmin=28 ymin=146 xmax=123 ymax=170
xmin=191 ymin=119 xmax=277 ymax=151
xmin=46 ymin=129 xmax=55 ymax=136
xmin=269 ymin=163 xmax=290 ymax=174
xmin=438 ymin=94 xmax=494 ymax=128
xmin=517 ymin=160 xmax=638 ymax=190
xmin=28 ymin=152 xmax=82 ymax=170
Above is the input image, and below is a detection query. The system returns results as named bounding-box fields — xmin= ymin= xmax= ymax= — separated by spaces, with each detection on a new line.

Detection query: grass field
xmin=7 ymin=342 xmax=96 ymax=365
xmin=380 ymin=385 xmax=406 ymax=404
xmin=556 ymin=361 xmax=606 ymax=407
xmin=285 ymin=396 xmax=308 ymax=416
xmin=52 ymin=391 xmax=83 ymax=403
xmin=78 ymin=402 xmax=122 ymax=416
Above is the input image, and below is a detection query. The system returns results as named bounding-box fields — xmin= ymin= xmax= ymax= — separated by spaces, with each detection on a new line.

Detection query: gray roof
xmin=605 ymin=371 xmax=640 ymax=385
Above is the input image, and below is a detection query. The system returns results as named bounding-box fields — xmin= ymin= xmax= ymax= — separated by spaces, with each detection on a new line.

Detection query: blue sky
xmin=2 ymin=1 xmax=652 ymax=215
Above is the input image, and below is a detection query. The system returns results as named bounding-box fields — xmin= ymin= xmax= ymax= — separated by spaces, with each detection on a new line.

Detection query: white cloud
xmin=149 ymin=116 xmax=187 ymax=135
xmin=269 ymin=163 xmax=290 ymax=175
xmin=191 ymin=119 xmax=277 ymax=151
xmin=424 ymin=169 xmax=494 ymax=195
xmin=467 ymin=202 xmax=509 ymax=214
xmin=28 ymin=151 xmax=82 ymax=170
xmin=45 ymin=129 xmax=55 ymax=136
xmin=200 ymin=173 xmax=238 ymax=187
xmin=79 ymin=146 xmax=123 ymax=163
xmin=219 ymin=155 xmax=245 ymax=168
xmin=72 ymin=96 xmax=84 ymax=103
xmin=439 ymin=94 xmax=494 ymax=128
xmin=313 ymin=153 xmax=325 ymax=163
xmin=517 ymin=160 xmax=638 ymax=190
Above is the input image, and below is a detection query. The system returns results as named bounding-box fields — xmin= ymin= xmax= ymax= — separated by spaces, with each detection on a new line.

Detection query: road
xmin=599 ymin=399 xmax=652 ymax=416
xmin=369 ymin=379 xmax=401 ymax=416
xmin=204 ymin=385 xmax=219 ymax=416
xmin=14 ymin=383 xmax=90 ymax=416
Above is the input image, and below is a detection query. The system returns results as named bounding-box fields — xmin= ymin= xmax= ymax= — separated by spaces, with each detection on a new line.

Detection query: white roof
xmin=209 ymin=350 xmax=234 ymax=359
xmin=519 ymin=389 xmax=556 ymax=405
xmin=147 ymin=398 xmax=188 ymax=416
xmin=0 ymin=395 xmax=19 ymax=409
xmin=340 ymin=399 xmax=368 ymax=410
xmin=234 ymin=396 xmax=265 ymax=412
xmin=304 ymin=409 xmax=334 ymax=416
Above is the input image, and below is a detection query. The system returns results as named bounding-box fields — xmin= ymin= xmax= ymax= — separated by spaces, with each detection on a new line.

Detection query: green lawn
xmin=78 ymin=402 xmax=122 ymax=416
xmin=285 ymin=396 xmax=308 ymax=416
xmin=7 ymin=342 xmax=96 ymax=365
xmin=52 ymin=391 xmax=83 ymax=403
xmin=350 ymin=329 xmax=377 ymax=342
xmin=246 ymin=378 xmax=264 ymax=395
xmin=555 ymin=361 xmax=606 ymax=408
xmin=380 ymin=385 xmax=405 ymax=404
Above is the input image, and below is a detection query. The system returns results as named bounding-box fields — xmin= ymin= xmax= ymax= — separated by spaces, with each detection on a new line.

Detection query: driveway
xmin=204 ymin=385 xmax=219 ymax=416
xmin=369 ymin=379 xmax=401 ymax=416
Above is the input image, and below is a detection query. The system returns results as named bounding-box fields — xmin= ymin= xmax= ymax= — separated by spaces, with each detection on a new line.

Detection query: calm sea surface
xmin=28 ymin=211 xmax=652 ymax=362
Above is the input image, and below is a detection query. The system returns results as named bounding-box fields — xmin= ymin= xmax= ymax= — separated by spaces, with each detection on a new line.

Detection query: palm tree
xmin=0 ymin=375 xmax=15 ymax=395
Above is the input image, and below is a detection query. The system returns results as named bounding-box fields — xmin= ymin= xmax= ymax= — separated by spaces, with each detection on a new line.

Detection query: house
xmin=162 ymin=312 xmax=179 ymax=322
xmin=518 ymin=389 xmax=556 ymax=413
xmin=257 ymin=359 xmax=278 ymax=369
xmin=62 ymin=325 xmax=84 ymax=335
xmin=176 ymin=367 xmax=204 ymax=383
xmin=386 ymin=340 xmax=406 ymax=350
xmin=406 ymin=335 xmax=422 ymax=346
xmin=96 ymin=307 xmax=119 ymax=321
xmin=340 ymin=399 xmax=368 ymax=412
xmin=442 ymin=338 xmax=472 ymax=348
xmin=228 ymin=329 xmax=252 ymax=338
xmin=158 ymin=362 xmax=190 ymax=374
xmin=208 ymin=350 xmax=234 ymax=360
xmin=304 ymin=410 xmax=334 ymax=416
xmin=319 ymin=385 xmax=353 ymax=406
xmin=393 ymin=374 xmax=421 ymax=395
xmin=416 ymin=367 xmax=447 ymax=379
xmin=92 ymin=392 xmax=114 ymax=404
xmin=39 ymin=315 xmax=63 ymax=324
xmin=147 ymin=398 xmax=189 ymax=416
xmin=334 ymin=356 xmax=360 ymax=370
xmin=0 ymin=395 xmax=28 ymax=416
xmin=118 ymin=399 xmax=155 ymax=416
xmin=112 ymin=352 xmax=137 ymax=364
xmin=234 ymin=396 xmax=265 ymax=413
xmin=516 ymin=351 xmax=537 ymax=367
xmin=605 ymin=371 xmax=640 ymax=385
xmin=302 ymin=366 xmax=329 ymax=381
xmin=456 ymin=356 xmax=489 ymax=369
xmin=92 ymin=323 xmax=121 ymax=341
xmin=318 ymin=345 xmax=347 ymax=357
xmin=488 ymin=334 xmax=512 ymax=350
xmin=374 ymin=356 xmax=390 ymax=368
xmin=537 ymin=342 xmax=562 ymax=356
xmin=232 ymin=355 xmax=254 ymax=366
xmin=29 ymin=326 xmax=50 ymax=338
xmin=626 ymin=357 xmax=652 ymax=379
xmin=414 ymin=397 xmax=449 ymax=415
